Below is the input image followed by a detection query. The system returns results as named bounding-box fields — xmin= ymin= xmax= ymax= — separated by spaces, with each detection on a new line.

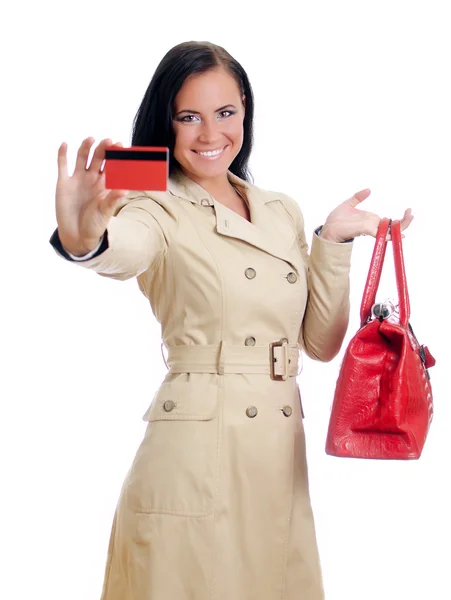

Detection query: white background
xmin=2 ymin=0 xmax=450 ymax=598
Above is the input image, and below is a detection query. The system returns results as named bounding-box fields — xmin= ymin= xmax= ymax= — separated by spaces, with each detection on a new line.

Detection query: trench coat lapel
xmin=167 ymin=169 xmax=297 ymax=269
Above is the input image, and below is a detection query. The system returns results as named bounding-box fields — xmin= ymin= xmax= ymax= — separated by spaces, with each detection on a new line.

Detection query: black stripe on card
xmin=105 ymin=150 xmax=168 ymax=161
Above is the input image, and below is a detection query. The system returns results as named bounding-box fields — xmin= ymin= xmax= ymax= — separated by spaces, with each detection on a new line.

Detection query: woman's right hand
xmin=56 ymin=137 xmax=129 ymax=256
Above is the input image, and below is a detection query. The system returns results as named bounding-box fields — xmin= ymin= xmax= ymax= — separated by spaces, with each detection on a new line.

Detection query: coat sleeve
xmin=280 ymin=193 xmax=354 ymax=362
xmin=49 ymin=192 xmax=177 ymax=281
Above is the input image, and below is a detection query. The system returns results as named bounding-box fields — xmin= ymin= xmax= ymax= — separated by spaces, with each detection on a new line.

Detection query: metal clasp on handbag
xmin=371 ymin=299 xmax=399 ymax=321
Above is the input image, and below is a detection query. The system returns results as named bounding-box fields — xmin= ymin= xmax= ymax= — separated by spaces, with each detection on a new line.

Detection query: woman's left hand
xmin=319 ymin=189 xmax=414 ymax=242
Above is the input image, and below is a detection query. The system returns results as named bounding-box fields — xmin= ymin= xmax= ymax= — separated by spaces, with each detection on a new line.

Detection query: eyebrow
xmin=174 ymin=104 xmax=237 ymax=116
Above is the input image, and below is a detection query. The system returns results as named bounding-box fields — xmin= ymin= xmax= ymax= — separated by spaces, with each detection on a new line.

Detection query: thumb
xmin=346 ymin=188 xmax=371 ymax=208
xmin=105 ymin=189 xmax=129 ymax=212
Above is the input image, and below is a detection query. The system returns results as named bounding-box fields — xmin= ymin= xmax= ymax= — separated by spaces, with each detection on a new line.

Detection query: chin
xmin=180 ymin=158 xmax=233 ymax=179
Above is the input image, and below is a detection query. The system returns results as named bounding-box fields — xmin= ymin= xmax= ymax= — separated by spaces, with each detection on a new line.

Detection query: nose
xmin=198 ymin=117 xmax=221 ymax=144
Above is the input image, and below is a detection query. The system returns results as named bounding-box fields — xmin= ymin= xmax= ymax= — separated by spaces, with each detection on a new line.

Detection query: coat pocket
xmin=124 ymin=382 xmax=219 ymax=517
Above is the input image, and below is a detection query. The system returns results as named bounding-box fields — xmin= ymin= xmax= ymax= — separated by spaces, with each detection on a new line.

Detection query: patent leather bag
xmin=325 ymin=218 xmax=436 ymax=459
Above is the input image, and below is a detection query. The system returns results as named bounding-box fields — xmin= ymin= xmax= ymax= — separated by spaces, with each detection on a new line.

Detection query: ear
xmin=242 ymin=94 xmax=246 ymax=109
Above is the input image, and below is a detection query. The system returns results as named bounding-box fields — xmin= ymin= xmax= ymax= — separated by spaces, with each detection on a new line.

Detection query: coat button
xmin=245 ymin=267 xmax=256 ymax=279
xmin=200 ymin=198 xmax=211 ymax=206
xmin=287 ymin=272 xmax=297 ymax=283
xmin=282 ymin=405 xmax=292 ymax=417
xmin=245 ymin=336 xmax=256 ymax=346
xmin=163 ymin=400 xmax=176 ymax=412
xmin=246 ymin=406 xmax=258 ymax=418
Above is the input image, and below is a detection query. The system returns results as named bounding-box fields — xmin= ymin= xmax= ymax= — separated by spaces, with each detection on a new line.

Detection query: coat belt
xmin=162 ymin=341 xmax=302 ymax=378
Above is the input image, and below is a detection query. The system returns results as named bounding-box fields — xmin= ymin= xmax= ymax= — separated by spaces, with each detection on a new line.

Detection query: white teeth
xmin=197 ymin=147 xmax=225 ymax=157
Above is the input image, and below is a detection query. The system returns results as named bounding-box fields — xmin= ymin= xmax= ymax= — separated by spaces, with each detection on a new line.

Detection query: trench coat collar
xmin=166 ymin=168 xmax=297 ymax=269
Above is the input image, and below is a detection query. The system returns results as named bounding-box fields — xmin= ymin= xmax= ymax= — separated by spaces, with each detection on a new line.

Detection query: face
xmin=172 ymin=67 xmax=246 ymax=185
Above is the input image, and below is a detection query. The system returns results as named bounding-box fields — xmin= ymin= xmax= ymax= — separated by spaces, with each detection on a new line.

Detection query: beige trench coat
xmin=51 ymin=168 xmax=353 ymax=600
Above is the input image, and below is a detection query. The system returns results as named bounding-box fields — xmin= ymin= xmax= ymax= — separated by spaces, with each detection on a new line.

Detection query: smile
xmin=193 ymin=146 xmax=227 ymax=159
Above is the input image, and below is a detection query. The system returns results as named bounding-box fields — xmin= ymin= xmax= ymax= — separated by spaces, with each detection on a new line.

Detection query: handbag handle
xmin=391 ymin=219 xmax=410 ymax=327
xmin=359 ymin=218 xmax=410 ymax=327
xmin=359 ymin=218 xmax=391 ymax=326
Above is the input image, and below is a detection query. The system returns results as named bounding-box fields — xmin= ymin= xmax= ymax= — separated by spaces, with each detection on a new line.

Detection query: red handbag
xmin=325 ymin=218 xmax=436 ymax=459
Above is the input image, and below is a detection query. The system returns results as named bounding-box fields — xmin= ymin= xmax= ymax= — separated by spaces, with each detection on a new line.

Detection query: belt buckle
xmin=269 ymin=339 xmax=289 ymax=381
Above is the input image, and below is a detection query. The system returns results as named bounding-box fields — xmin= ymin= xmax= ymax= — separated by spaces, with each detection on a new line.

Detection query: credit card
xmin=104 ymin=146 xmax=169 ymax=191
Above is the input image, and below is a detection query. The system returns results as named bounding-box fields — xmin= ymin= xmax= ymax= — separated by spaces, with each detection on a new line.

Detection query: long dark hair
xmin=131 ymin=41 xmax=254 ymax=183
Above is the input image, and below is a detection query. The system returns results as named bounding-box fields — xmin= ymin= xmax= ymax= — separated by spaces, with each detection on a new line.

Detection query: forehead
xmin=174 ymin=68 xmax=241 ymax=108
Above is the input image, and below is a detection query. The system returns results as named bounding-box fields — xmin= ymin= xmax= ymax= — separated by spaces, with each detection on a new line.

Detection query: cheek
xmin=227 ymin=119 xmax=244 ymax=141
xmin=174 ymin=127 xmax=195 ymax=151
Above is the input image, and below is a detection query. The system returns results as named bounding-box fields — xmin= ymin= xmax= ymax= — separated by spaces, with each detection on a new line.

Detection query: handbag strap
xmin=391 ymin=219 xmax=410 ymax=327
xmin=359 ymin=218 xmax=391 ymax=326
xmin=359 ymin=218 xmax=411 ymax=327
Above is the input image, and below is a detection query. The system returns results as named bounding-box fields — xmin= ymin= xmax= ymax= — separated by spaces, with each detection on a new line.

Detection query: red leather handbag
xmin=325 ymin=218 xmax=436 ymax=459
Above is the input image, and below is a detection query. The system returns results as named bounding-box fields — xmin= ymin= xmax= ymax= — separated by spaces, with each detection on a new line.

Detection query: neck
xmin=179 ymin=168 xmax=237 ymax=198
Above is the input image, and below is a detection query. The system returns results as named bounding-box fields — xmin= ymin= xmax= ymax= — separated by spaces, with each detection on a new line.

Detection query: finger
xmin=369 ymin=218 xmax=390 ymax=241
xmin=385 ymin=231 xmax=406 ymax=241
xmin=401 ymin=208 xmax=412 ymax=221
xmin=57 ymin=142 xmax=68 ymax=179
xmin=400 ymin=215 xmax=414 ymax=231
xmin=99 ymin=141 xmax=123 ymax=174
xmin=75 ymin=136 xmax=95 ymax=173
xmin=345 ymin=188 xmax=371 ymax=208
xmin=400 ymin=208 xmax=414 ymax=231
xmin=90 ymin=138 xmax=113 ymax=173
xmin=362 ymin=212 xmax=381 ymax=237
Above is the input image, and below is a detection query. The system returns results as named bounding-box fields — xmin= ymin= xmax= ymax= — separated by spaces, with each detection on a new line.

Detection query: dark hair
xmin=131 ymin=41 xmax=254 ymax=183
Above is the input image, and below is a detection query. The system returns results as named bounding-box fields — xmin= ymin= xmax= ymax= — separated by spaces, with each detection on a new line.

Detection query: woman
xmin=50 ymin=41 xmax=413 ymax=600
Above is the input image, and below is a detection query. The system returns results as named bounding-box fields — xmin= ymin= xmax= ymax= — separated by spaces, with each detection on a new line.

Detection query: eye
xmin=219 ymin=110 xmax=233 ymax=118
xmin=178 ymin=114 xmax=199 ymax=123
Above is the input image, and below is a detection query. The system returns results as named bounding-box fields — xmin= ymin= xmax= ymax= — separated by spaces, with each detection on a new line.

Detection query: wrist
xmin=319 ymin=225 xmax=339 ymax=242
xmin=59 ymin=232 xmax=104 ymax=256
xmin=316 ymin=225 xmax=354 ymax=244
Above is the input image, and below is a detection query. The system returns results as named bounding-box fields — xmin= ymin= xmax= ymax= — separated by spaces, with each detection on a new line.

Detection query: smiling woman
xmin=50 ymin=38 xmax=413 ymax=600
xmin=130 ymin=41 xmax=254 ymax=205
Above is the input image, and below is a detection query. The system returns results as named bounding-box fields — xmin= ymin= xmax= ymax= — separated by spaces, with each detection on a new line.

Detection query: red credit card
xmin=104 ymin=146 xmax=169 ymax=191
